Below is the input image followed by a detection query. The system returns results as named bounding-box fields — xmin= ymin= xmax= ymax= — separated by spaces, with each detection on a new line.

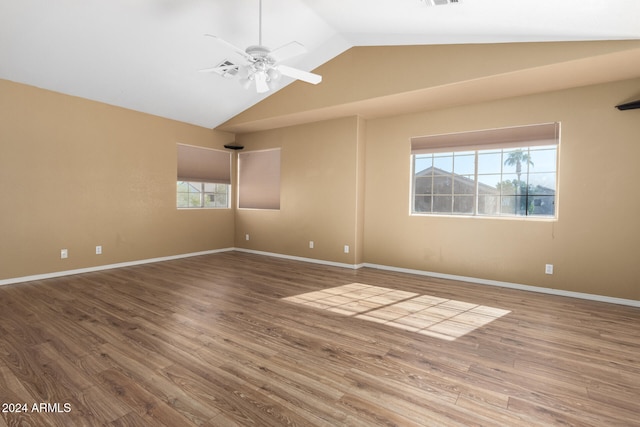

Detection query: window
xmin=177 ymin=144 xmax=231 ymax=209
xmin=238 ymin=148 xmax=281 ymax=210
xmin=411 ymin=123 xmax=559 ymax=218
xmin=177 ymin=181 xmax=229 ymax=208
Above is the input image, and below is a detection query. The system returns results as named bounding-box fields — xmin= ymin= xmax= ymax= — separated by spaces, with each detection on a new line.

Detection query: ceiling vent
xmin=211 ymin=60 xmax=240 ymax=79
xmin=421 ymin=0 xmax=461 ymax=5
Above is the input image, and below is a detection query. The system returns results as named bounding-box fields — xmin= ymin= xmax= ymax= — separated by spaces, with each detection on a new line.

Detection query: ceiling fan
xmin=201 ymin=0 xmax=322 ymax=94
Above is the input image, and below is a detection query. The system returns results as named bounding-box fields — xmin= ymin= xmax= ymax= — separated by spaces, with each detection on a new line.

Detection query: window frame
xmin=177 ymin=181 xmax=230 ymax=209
xmin=410 ymin=123 xmax=560 ymax=219
xmin=176 ymin=144 xmax=231 ymax=210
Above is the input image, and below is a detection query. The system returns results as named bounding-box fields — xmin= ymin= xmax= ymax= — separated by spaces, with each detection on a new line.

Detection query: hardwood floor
xmin=1 ymin=251 xmax=639 ymax=426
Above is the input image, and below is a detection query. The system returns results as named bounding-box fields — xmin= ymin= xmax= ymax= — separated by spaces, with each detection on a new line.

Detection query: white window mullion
xmin=474 ymin=151 xmax=479 ymax=216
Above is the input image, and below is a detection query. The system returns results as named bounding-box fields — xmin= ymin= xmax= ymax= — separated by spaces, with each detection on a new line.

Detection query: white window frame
xmin=410 ymin=123 xmax=560 ymax=219
xmin=177 ymin=181 xmax=230 ymax=209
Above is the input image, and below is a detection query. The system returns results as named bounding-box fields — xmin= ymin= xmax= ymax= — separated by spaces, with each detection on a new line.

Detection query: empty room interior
xmin=1 ymin=0 xmax=640 ymax=425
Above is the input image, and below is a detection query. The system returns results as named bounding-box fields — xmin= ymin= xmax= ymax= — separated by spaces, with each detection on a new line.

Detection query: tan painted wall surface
xmin=220 ymin=41 xmax=640 ymax=132
xmin=364 ymin=78 xmax=640 ymax=300
xmin=3 ymin=43 xmax=640 ymax=302
xmin=234 ymin=117 xmax=362 ymax=265
xmin=0 ymin=79 xmax=235 ymax=280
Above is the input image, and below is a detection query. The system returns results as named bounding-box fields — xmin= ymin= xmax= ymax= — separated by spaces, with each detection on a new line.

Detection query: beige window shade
xmin=238 ymin=149 xmax=281 ymax=210
xmin=411 ymin=122 xmax=560 ymax=154
xmin=177 ymin=144 xmax=231 ymax=184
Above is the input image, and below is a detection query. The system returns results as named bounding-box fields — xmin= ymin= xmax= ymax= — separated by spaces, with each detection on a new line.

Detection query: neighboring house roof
xmin=416 ymin=166 xmax=555 ymax=195
xmin=415 ymin=166 xmax=499 ymax=195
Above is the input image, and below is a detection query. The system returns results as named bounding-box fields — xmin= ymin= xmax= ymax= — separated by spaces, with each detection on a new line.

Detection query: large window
xmin=411 ymin=123 xmax=559 ymax=218
xmin=177 ymin=144 xmax=231 ymax=209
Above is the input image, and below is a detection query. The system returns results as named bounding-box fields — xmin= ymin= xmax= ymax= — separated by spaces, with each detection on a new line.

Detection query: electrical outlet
xmin=96 ymin=245 xmax=102 ymax=255
xmin=309 ymin=241 xmax=314 ymax=249
xmin=60 ymin=249 xmax=68 ymax=259
xmin=245 ymin=234 xmax=250 ymax=241
xmin=344 ymin=245 xmax=350 ymax=254
xmin=545 ymin=264 xmax=554 ymax=275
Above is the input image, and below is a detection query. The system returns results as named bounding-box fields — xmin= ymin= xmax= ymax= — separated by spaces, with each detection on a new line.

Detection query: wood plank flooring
xmin=1 ymin=251 xmax=639 ymax=426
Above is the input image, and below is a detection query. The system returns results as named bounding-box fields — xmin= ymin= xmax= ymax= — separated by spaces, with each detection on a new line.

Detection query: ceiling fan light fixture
xmin=203 ymin=0 xmax=322 ymax=94
xmin=267 ymin=67 xmax=281 ymax=81
xmin=254 ymin=71 xmax=269 ymax=93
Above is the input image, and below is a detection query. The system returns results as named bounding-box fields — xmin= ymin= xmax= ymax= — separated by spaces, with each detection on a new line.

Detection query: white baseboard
xmin=0 ymin=248 xmax=234 ymax=287
xmin=234 ymin=249 xmax=640 ymax=307
xmin=233 ymin=248 xmax=364 ymax=270
xmin=2 ymin=248 xmax=638 ymax=308
xmin=362 ymin=262 xmax=640 ymax=308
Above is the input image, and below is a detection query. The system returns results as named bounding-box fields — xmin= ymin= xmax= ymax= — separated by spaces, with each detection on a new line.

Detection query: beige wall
xmin=233 ymin=78 xmax=640 ymax=301
xmin=226 ymin=41 xmax=640 ymax=301
xmin=219 ymin=41 xmax=640 ymax=133
xmin=0 ymin=79 xmax=234 ymax=280
xmin=364 ymin=78 xmax=640 ymax=301
xmin=234 ymin=117 xmax=363 ymax=265
xmin=3 ymin=42 xmax=640 ymax=302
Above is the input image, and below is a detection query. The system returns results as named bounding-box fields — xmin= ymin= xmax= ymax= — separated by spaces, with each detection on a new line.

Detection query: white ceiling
xmin=1 ymin=0 xmax=639 ymax=129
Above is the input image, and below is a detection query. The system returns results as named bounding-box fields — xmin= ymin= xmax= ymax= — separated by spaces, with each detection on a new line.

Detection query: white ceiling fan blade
xmin=204 ymin=34 xmax=252 ymax=62
xmin=277 ymin=65 xmax=322 ymax=85
xmin=269 ymin=41 xmax=307 ymax=63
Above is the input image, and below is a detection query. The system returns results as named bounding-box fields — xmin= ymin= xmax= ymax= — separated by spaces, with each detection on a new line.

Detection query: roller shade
xmin=411 ymin=122 xmax=560 ymax=154
xmin=177 ymin=144 xmax=231 ymax=184
xmin=238 ymin=149 xmax=281 ymax=210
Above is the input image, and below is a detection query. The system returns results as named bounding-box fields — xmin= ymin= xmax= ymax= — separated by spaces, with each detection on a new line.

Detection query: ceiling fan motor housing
xmin=246 ymin=45 xmax=271 ymax=59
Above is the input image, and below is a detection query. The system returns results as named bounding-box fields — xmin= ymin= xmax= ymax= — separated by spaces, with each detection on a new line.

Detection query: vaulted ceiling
xmin=1 ymin=0 xmax=639 ymax=130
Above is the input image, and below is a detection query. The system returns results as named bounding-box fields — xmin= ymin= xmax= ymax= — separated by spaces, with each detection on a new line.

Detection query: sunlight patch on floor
xmin=283 ymin=283 xmax=511 ymax=341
